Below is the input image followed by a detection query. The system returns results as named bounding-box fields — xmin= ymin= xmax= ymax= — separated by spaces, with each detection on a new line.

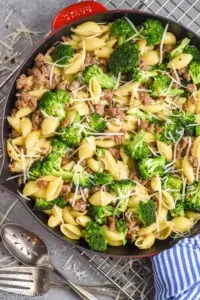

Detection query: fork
xmin=0 ymin=266 xmax=123 ymax=298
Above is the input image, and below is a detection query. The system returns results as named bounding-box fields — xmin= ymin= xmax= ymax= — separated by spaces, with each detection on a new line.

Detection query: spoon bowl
xmin=1 ymin=223 xmax=49 ymax=267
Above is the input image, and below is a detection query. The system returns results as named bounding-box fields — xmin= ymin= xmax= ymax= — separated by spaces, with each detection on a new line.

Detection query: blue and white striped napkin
xmin=151 ymin=234 xmax=200 ymax=300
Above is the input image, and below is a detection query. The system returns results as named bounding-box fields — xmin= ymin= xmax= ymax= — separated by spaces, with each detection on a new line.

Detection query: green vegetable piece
xmin=84 ymin=221 xmax=107 ymax=251
xmin=111 ymin=18 xmax=135 ymax=45
xmin=58 ymin=126 xmax=83 ymax=147
xmin=139 ymin=200 xmax=155 ymax=226
xmin=169 ymin=38 xmax=190 ymax=59
xmin=88 ymin=113 xmax=106 ymax=132
xmin=137 ymin=157 xmax=166 ymax=180
xmin=189 ymin=61 xmax=200 ymax=84
xmin=124 ymin=131 xmax=151 ymax=160
xmin=184 ymin=182 xmax=200 ymax=212
xmin=93 ymin=172 xmax=114 ymax=186
xmin=109 ymin=43 xmax=139 ymax=75
xmin=88 ymin=205 xmax=114 ymax=224
xmin=142 ymin=19 xmax=164 ymax=46
xmin=51 ymin=44 xmax=74 ymax=65
xmin=184 ymin=45 xmax=200 ymax=62
xmin=83 ymin=64 xmax=116 ymax=90
xmin=116 ymin=219 xmax=128 ymax=245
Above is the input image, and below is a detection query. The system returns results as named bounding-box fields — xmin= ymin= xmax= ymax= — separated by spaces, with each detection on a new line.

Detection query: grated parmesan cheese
xmin=159 ymin=23 xmax=169 ymax=64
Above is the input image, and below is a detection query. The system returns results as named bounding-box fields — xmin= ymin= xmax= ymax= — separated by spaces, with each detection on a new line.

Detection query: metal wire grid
xmin=1 ymin=0 xmax=200 ymax=299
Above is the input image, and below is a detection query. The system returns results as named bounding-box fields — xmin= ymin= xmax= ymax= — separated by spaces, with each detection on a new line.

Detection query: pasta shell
xmin=37 ymin=175 xmax=56 ymax=182
xmin=135 ymin=233 xmax=155 ymax=249
xmin=95 ymin=139 xmax=116 ymax=148
xmin=73 ymin=101 xmax=89 ymax=116
xmin=25 ymin=130 xmax=40 ymax=150
xmin=51 ymin=205 xmax=64 ymax=224
xmin=182 ymin=156 xmax=195 ymax=184
xmin=88 ymin=190 xmax=115 ymax=206
xmin=62 ymin=161 xmax=75 ymax=171
xmin=137 ymin=39 xmax=147 ymax=55
xmin=106 ymin=121 xmax=121 ymax=133
xmin=139 ymin=103 xmax=166 ymax=113
xmin=76 ymin=215 xmax=91 ymax=227
xmin=21 ymin=117 xmax=32 ymax=138
xmin=60 ymin=224 xmax=81 ymax=240
xmin=11 ymin=136 xmax=25 ymax=146
xmin=171 ymin=216 xmax=194 ymax=233
xmin=191 ymin=136 xmax=200 ymax=160
xmin=32 ymin=188 xmax=47 ymax=199
xmin=41 ymin=117 xmax=59 ymax=135
xmin=28 ymin=88 xmax=48 ymax=99
xmin=196 ymin=90 xmax=200 ymax=114
xmin=78 ymin=137 xmax=96 ymax=159
xmin=150 ymin=177 xmax=160 ymax=192
xmin=94 ymin=47 xmax=113 ymax=59
xmin=104 ymin=150 xmax=119 ymax=179
xmin=117 ymin=160 xmax=129 ymax=179
xmin=155 ymin=221 xmax=173 ymax=240
xmin=72 ymin=22 xmax=102 ymax=36
xmin=7 ymin=116 xmax=21 ymax=133
xmin=157 ymin=141 xmax=173 ymax=162
xmin=115 ymin=82 xmax=140 ymax=97
xmin=15 ymin=106 xmax=35 ymax=119
xmin=163 ymin=32 xmax=176 ymax=44
xmin=65 ymin=109 xmax=77 ymax=125
xmin=106 ymin=38 xmax=117 ymax=48
xmin=81 ymin=38 xmax=105 ymax=51
xmin=138 ymin=223 xmax=157 ymax=235
xmin=159 ymin=190 xmax=175 ymax=210
xmin=87 ymin=158 xmax=100 ymax=172
xmin=64 ymin=53 xmax=82 ymax=74
xmin=168 ymin=53 xmax=193 ymax=69
xmin=142 ymin=50 xmax=160 ymax=66
xmin=48 ymin=215 xmax=61 ymax=228
xmin=89 ymin=77 xmax=102 ymax=104
xmin=185 ymin=211 xmax=200 ymax=221
xmin=46 ymin=177 xmax=63 ymax=201
xmin=23 ymin=181 xmax=40 ymax=197
xmin=63 ymin=207 xmax=77 ymax=225
xmin=103 ymin=225 xmax=123 ymax=245
xmin=9 ymin=159 xmax=31 ymax=173
xmin=119 ymin=147 xmax=129 ymax=164
xmin=7 ymin=140 xmax=20 ymax=161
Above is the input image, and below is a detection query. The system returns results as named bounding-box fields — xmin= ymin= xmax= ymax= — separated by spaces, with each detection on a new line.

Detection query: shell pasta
xmin=7 ymin=17 xmax=200 ymax=252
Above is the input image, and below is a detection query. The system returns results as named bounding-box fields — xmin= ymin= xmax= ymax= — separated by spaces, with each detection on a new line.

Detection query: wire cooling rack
xmin=1 ymin=0 xmax=200 ymax=299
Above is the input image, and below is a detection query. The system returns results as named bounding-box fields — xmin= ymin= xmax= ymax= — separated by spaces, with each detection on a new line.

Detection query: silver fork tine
xmin=0 ymin=267 xmax=45 ymax=296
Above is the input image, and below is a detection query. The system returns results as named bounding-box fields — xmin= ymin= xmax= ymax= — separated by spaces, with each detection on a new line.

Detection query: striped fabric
xmin=151 ymin=234 xmax=200 ymax=300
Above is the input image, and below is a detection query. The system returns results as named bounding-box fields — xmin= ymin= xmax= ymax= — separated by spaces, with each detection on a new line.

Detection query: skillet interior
xmin=1 ymin=10 xmax=200 ymax=257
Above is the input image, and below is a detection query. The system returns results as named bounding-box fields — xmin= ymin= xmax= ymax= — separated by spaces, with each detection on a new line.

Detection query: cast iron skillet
xmin=1 ymin=1 xmax=200 ymax=258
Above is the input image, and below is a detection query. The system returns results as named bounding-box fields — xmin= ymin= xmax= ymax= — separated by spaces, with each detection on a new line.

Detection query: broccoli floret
xmin=184 ymin=182 xmax=200 ymax=212
xmin=150 ymin=75 xmax=184 ymax=98
xmin=55 ymin=195 xmax=68 ymax=208
xmin=184 ymin=45 xmax=200 ymax=62
xmin=116 ymin=219 xmax=128 ymax=245
xmin=189 ymin=62 xmax=200 ymax=84
xmin=169 ymin=38 xmax=190 ymax=59
xmin=88 ymin=113 xmax=106 ymax=132
xmin=142 ymin=19 xmax=164 ymax=46
xmin=34 ymin=195 xmax=67 ymax=211
xmin=93 ymin=172 xmax=114 ymax=186
xmin=39 ymin=90 xmax=70 ymax=120
xmin=153 ymin=61 xmax=168 ymax=71
xmin=163 ymin=175 xmax=182 ymax=202
xmin=109 ymin=43 xmax=139 ymax=76
xmin=170 ymin=111 xmax=196 ymax=136
xmin=72 ymin=164 xmax=91 ymax=188
xmin=124 ymin=131 xmax=151 ymax=160
xmin=88 ymin=205 xmax=114 ymax=224
xmin=128 ymin=108 xmax=159 ymax=124
xmin=131 ymin=69 xmax=158 ymax=83
xmin=51 ymin=137 xmax=67 ymax=154
xmin=157 ymin=119 xmax=184 ymax=144
xmin=138 ymin=200 xmax=155 ymax=226
xmin=51 ymin=43 xmax=74 ymax=65
xmin=58 ymin=125 xmax=83 ymax=147
xmin=109 ymin=179 xmax=135 ymax=212
xmin=84 ymin=221 xmax=107 ymax=251
xmin=111 ymin=18 xmax=135 ymax=45
xmin=171 ymin=201 xmax=185 ymax=217
xmin=137 ymin=157 xmax=166 ymax=180
xmin=95 ymin=147 xmax=106 ymax=160
xmin=83 ymin=64 xmax=116 ymax=90
xmin=34 ymin=198 xmax=55 ymax=211
xmin=28 ymin=160 xmax=42 ymax=180
xmin=42 ymin=151 xmax=73 ymax=180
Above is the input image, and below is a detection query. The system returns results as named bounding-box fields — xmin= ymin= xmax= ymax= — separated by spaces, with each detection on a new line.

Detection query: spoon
xmin=1 ymin=223 xmax=98 ymax=300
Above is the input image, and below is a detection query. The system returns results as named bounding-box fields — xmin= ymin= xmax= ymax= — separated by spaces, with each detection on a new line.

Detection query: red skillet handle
xmin=52 ymin=1 xmax=108 ymax=31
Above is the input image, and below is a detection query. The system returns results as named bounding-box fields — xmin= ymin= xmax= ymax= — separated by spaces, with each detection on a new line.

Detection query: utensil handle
xmin=48 ymin=263 xmax=98 ymax=300
xmin=51 ymin=1 xmax=108 ymax=31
